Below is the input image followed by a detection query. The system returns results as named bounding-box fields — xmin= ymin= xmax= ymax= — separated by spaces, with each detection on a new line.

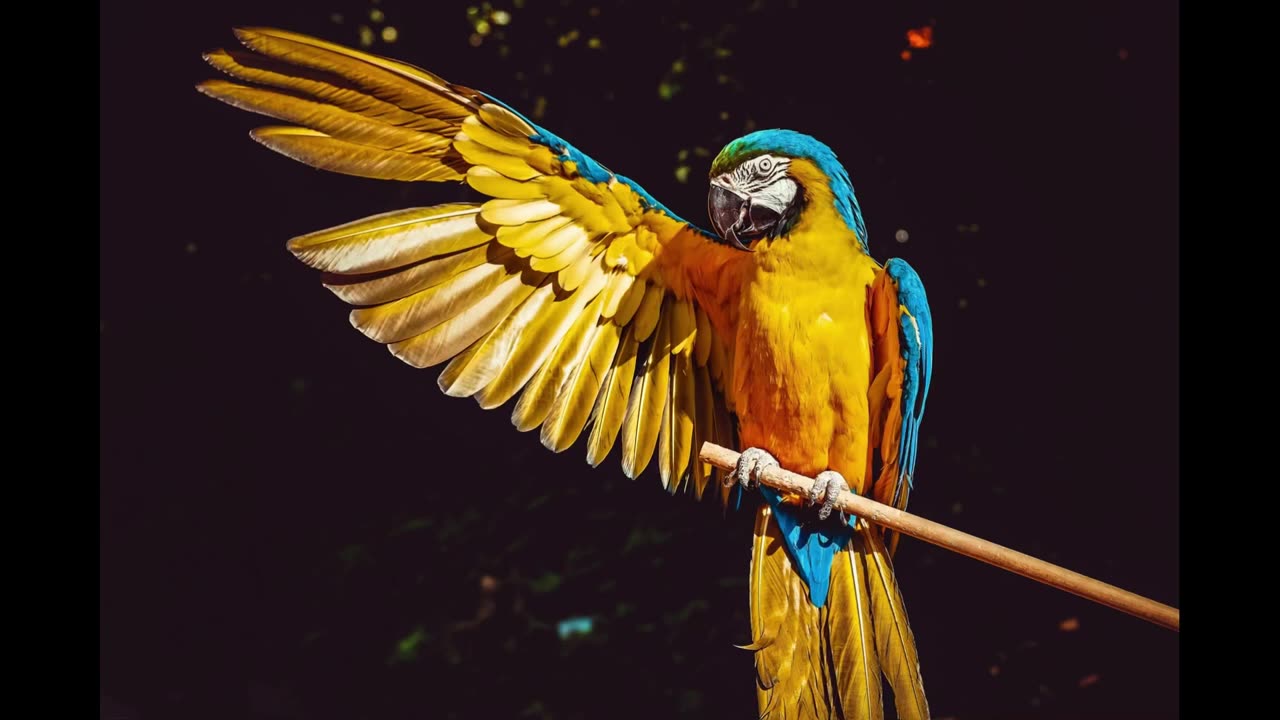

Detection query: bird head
xmin=707 ymin=129 xmax=868 ymax=253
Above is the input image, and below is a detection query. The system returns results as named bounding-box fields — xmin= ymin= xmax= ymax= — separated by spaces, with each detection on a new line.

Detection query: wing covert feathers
xmin=201 ymin=28 xmax=741 ymax=496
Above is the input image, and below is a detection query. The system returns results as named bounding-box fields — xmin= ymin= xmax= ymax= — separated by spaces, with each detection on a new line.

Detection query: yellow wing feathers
xmin=200 ymin=28 xmax=741 ymax=496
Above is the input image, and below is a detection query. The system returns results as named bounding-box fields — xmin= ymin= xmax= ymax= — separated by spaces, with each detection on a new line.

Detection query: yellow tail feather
xmin=747 ymin=506 xmax=929 ymax=720
xmin=858 ymin=520 xmax=929 ymax=720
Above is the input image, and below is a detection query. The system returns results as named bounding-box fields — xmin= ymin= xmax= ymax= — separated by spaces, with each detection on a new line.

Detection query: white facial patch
xmin=751 ymin=175 xmax=798 ymax=216
xmin=728 ymin=153 xmax=797 ymax=215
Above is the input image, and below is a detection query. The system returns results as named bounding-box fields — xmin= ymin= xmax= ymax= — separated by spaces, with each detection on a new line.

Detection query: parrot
xmin=198 ymin=28 xmax=935 ymax=720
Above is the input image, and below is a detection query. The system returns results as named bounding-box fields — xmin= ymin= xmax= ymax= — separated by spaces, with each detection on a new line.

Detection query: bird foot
xmin=729 ymin=447 xmax=779 ymax=491
xmin=808 ymin=470 xmax=850 ymax=521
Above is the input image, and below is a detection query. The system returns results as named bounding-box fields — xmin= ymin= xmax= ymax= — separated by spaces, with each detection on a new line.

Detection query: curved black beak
xmin=707 ymin=183 xmax=782 ymax=252
xmin=708 ymin=183 xmax=751 ymax=250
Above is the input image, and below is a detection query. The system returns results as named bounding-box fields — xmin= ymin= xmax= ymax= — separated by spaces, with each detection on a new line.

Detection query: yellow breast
xmin=729 ymin=183 xmax=881 ymax=494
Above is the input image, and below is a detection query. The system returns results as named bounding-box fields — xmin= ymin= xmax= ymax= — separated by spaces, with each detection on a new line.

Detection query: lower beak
xmin=707 ymin=183 xmax=754 ymax=251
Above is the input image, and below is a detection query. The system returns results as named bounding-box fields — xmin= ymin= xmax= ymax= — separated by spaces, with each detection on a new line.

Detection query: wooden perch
xmin=699 ymin=442 xmax=1180 ymax=632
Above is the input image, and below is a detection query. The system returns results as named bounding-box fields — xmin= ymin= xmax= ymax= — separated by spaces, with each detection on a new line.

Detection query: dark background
xmin=100 ymin=1 xmax=1179 ymax=718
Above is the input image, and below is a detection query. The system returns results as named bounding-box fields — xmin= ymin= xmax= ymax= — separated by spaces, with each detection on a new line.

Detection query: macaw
xmin=200 ymin=28 xmax=935 ymax=720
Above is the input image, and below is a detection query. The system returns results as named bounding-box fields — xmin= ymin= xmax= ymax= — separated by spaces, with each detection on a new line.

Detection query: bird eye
xmin=759 ymin=157 xmax=773 ymax=173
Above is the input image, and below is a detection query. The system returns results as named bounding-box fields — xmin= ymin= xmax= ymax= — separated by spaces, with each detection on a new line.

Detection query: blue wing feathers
xmin=885 ymin=259 xmax=934 ymax=492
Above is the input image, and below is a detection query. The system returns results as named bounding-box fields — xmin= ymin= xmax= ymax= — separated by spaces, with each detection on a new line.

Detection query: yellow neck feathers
xmin=751 ymin=158 xmax=870 ymax=275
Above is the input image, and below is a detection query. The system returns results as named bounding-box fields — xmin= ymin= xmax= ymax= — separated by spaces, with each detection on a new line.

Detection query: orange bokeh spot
xmin=900 ymin=50 xmax=912 ymax=61
xmin=907 ymin=26 xmax=934 ymax=49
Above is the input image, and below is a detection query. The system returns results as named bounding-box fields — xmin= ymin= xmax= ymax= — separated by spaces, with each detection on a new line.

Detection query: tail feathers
xmin=748 ymin=505 xmax=840 ymax=719
xmin=858 ymin=519 xmax=929 ymax=720
xmin=747 ymin=506 xmax=929 ymax=720
xmin=827 ymin=526 xmax=883 ymax=719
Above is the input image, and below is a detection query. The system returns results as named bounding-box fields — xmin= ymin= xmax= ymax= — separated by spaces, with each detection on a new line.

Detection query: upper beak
xmin=708 ymin=178 xmax=786 ymax=251
xmin=708 ymin=181 xmax=754 ymax=251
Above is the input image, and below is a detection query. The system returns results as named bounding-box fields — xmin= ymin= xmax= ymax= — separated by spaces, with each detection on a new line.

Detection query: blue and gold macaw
xmin=200 ymin=28 xmax=935 ymax=719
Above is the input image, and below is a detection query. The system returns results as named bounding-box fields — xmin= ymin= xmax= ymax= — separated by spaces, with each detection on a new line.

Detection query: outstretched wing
xmin=199 ymin=27 xmax=746 ymax=499
xmin=868 ymin=258 xmax=934 ymax=551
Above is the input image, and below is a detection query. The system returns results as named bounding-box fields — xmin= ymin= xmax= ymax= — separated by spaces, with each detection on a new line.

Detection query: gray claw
xmin=809 ymin=470 xmax=850 ymax=521
xmin=730 ymin=447 xmax=779 ymax=491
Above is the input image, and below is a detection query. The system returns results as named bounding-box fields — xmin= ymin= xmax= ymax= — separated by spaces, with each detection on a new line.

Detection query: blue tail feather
xmin=759 ymin=486 xmax=855 ymax=607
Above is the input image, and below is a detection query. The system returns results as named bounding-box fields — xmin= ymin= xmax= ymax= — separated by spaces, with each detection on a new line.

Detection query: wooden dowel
xmin=699 ymin=442 xmax=1180 ymax=632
